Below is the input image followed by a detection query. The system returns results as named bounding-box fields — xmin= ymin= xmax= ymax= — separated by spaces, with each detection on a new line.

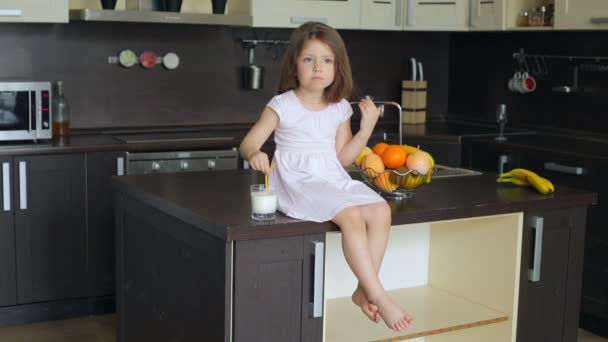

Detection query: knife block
xmin=401 ymin=80 xmax=427 ymax=124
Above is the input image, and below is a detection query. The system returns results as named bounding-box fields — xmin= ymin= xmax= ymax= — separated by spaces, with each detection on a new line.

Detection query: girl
xmin=239 ymin=22 xmax=414 ymax=332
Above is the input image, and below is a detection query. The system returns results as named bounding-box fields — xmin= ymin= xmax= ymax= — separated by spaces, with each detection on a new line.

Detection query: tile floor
xmin=0 ymin=314 xmax=605 ymax=342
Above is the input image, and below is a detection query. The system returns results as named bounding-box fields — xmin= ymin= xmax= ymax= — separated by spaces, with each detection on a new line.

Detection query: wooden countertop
xmin=112 ymin=169 xmax=597 ymax=241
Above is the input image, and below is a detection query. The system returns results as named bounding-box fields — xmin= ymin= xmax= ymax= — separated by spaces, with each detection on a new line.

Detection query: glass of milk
xmin=250 ymin=184 xmax=277 ymax=221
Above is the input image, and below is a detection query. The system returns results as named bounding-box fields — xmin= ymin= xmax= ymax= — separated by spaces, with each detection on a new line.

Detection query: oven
xmin=0 ymin=82 xmax=52 ymax=142
xmin=125 ymin=148 xmax=239 ymax=175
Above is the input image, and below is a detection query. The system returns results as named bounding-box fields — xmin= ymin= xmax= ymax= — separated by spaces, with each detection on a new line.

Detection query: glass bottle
xmin=52 ymin=81 xmax=70 ymax=137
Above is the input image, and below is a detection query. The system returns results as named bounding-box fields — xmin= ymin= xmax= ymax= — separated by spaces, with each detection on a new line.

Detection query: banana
xmin=499 ymin=168 xmax=554 ymax=195
xmin=497 ymin=177 xmax=530 ymax=187
xmin=426 ymin=168 xmax=433 ymax=184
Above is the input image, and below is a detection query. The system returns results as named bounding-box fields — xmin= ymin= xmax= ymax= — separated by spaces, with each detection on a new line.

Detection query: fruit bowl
xmin=357 ymin=166 xmax=433 ymax=199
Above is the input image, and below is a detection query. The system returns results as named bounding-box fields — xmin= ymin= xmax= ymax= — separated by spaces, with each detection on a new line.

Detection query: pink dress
xmin=268 ymin=90 xmax=385 ymax=223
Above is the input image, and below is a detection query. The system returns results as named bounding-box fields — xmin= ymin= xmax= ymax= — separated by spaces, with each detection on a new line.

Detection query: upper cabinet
xmin=403 ymin=0 xmax=469 ymax=31
xmin=247 ymin=0 xmax=361 ymax=29
xmin=470 ymin=0 xmax=505 ymax=30
xmin=361 ymin=0 xmax=403 ymax=31
xmin=555 ymin=0 xmax=608 ymax=30
xmin=0 ymin=0 xmax=68 ymax=23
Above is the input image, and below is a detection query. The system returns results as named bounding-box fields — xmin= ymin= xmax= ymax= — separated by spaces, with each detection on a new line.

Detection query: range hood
xmin=69 ymin=9 xmax=252 ymax=26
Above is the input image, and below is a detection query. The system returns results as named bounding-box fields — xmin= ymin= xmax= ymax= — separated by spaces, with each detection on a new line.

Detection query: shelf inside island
xmin=324 ymin=213 xmax=523 ymax=342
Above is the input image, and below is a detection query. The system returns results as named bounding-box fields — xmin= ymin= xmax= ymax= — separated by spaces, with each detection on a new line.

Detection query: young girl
xmin=239 ymin=22 xmax=414 ymax=332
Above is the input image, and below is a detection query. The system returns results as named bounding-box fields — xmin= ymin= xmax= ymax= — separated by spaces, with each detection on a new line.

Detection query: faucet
xmin=350 ymin=99 xmax=403 ymax=145
xmin=495 ymin=104 xmax=507 ymax=142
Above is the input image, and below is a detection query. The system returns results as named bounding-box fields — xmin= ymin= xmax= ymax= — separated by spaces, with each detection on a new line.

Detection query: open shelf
xmin=69 ymin=9 xmax=252 ymax=26
xmin=325 ymin=285 xmax=508 ymax=342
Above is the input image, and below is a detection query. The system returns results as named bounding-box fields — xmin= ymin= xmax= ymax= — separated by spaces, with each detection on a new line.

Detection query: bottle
xmin=52 ymin=81 xmax=70 ymax=137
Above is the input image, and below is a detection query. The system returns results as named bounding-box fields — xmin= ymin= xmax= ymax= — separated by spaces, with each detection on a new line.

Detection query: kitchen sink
xmin=432 ymin=164 xmax=482 ymax=178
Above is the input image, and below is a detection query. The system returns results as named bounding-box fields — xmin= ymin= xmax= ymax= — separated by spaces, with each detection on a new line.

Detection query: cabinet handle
xmin=117 ymin=157 xmax=125 ymax=176
xmin=19 ymin=161 xmax=27 ymax=210
xmin=469 ymin=0 xmax=476 ymax=27
xmin=406 ymin=0 xmax=414 ymax=26
xmin=395 ymin=0 xmax=403 ymax=27
xmin=590 ymin=17 xmax=608 ymax=24
xmin=544 ymin=162 xmax=586 ymax=176
xmin=0 ymin=9 xmax=22 ymax=17
xmin=290 ymin=16 xmax=328 ymax=25
xmin=309 ymin=240 xmax=325 ymax=318
xmin=498 ymin=154 xmax=510 ymax=174
xmin=527 ymin=216 xmax=544 ymax=282
xmin=2 ymin=162 xmax=10 ymax=212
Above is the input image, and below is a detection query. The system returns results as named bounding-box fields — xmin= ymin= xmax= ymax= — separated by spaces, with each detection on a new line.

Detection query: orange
xmin=374 ymin=171 xmax=398 ymax=192
xmin=361 ymin=154 xmax=385 ymax=178
xmin=382 ymin=145 xmax=407 ymax=169
xmin=354 ymin=147 xmax=373 ymax=166
xmin=372 ymin=142 xmax=389 ymax=156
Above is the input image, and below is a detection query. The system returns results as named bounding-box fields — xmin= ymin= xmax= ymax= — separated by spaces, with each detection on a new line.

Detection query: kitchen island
xmin=112 ymin=170 xmax=596 ymax=342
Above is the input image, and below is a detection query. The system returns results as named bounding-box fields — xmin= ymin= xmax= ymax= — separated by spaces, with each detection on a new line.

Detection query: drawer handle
xmin=527 ymin=216 xmax=544 ymax=282
xmin=544 ymin=162 xmax=586 ymax=175
xmin=290 ymin=16 xmax=328 ymax=25
xmin=117 ymin=157 xmax=125 ymax=176
xmin=2 ymin=162 xmax=10 ymax=212
xmin=309 ymin=240 xmax=325 ymax=318
xmin=590 ymin=17 xmax=608 ymax=24
xmin=0 ymin=9 xmax=22 ymax=17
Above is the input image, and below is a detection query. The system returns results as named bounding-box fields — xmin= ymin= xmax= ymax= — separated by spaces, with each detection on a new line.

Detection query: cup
xmin=100 ymin=0 xmax=117 ymax=9
xmin=508 ymin=72 xmax=522 ymax=92
xmin=518 ymin=72 xmax=537 ymax=93
xmin=212 ymin=0 xmax=228 ymax=14
xmin=250 ymin=184 xmax=277 ymax=221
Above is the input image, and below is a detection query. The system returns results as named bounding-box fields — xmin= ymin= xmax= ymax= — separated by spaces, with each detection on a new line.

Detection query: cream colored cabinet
xmin=403 ymin=0 xmax=469 ymax=31
xmin=247 ymin=0 xmax=361 ymax=29
xmin=555 ymin=0 xmax=608 ymax=30
xmin=470 ymin=0 xmax=505 ymax=30
xmin=361 ymin=0 xmax=403 ymax=31
xmin=0 ymin=0 xmax=68 ymax=23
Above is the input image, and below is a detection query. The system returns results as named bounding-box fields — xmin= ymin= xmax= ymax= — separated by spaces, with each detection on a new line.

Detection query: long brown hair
xmin=277 ymin=22 xmax=353 ymax=103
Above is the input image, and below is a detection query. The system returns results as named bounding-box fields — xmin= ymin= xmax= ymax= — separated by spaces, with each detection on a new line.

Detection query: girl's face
xmin=296 ymin=39 xmax=336 ymax=93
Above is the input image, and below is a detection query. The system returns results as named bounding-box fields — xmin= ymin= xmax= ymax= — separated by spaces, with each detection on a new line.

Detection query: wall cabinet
xmin=470 ymin=0 xmax=505 ymax=30
xmin=0 ymin=154 xmax=87 ymax=305
xmin=555 ymin=0 xmax=608 ymax=30
xmin=404 ymin=0 xmax=469 ymax=31
xmin=361 ymin=0 xmax=403 ymax=31
xmin=249 ymin=0 xmax=361 ymax=29
xmin=0 ymin=0 xmax=68 ymax=23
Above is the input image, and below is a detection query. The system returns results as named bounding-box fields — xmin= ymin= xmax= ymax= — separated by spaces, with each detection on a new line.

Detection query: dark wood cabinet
xmin=0 ymin=157 xmax=17 ymax=307
xmin=13 ymin=154 xmax=87 ymax=304
xmin=517 ymin=208 xmax=587 ymax=342
xmin=462 ymin=141 xmax=520 ymax=173
xmin=234 ymin=234 xmax=324 ymax=342
xmin=86 ymin=151 xmax=126 ymax=297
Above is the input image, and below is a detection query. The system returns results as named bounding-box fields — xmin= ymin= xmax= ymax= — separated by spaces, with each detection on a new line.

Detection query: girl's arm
xmin=336 ymin=98 xmax=380 ymax=166
xmin=239 ymin=106 xmax=279 ymax=174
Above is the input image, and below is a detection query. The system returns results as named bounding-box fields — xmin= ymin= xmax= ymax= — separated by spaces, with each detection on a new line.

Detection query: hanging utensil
xmin=242 ymin=44 xmax=264 ymax=90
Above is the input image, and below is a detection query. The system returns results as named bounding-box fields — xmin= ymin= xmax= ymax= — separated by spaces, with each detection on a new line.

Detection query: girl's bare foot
xmin=373 ymin=294 xmax=415 ymax=332
xmin=352 ymin=286 xmax=380 ymax=322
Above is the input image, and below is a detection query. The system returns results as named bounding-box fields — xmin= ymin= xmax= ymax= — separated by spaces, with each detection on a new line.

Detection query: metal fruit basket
xmin=357 ymin=166 xmax=433 ymax=199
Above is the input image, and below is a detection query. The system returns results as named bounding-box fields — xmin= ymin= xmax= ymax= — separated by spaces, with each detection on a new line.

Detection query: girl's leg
xmin=352 ymin=202 xmax=391 ymax=322
xmin=354 ymin=202 xmax=414 ymax=324
xmin=332 ymin=206 xmax=411 ymax=331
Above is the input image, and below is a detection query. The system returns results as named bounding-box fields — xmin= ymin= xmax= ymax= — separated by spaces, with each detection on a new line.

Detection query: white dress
xmin=268 ymin=90 xmax=385 ymax=223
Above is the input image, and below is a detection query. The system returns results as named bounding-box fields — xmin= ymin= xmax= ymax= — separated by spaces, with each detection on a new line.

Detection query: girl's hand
xmin=248 ymin=151 xmax=271 ymax=174
xmin=358 ymin=97 xmax=381 ymax=136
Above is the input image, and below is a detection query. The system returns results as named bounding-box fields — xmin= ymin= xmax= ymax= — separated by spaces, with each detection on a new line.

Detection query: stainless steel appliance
xmin=126 ymin=148 xmax=238 ymax=175
xmin=0 ymin=82 xmax=52 ymax=142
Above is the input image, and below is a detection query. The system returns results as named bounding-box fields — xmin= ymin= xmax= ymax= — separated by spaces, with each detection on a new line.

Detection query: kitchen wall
xmin=0 ymin=23 xmax=449 ymax=129
xmin=448 ymin=31 xmax=608 ymax=135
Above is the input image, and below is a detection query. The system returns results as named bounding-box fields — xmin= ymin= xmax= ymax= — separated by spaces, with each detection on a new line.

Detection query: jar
xmin=517 ymin=12 xmax=529 ymax=27
xmin=528 ymin=7 xmax=546 ymax=27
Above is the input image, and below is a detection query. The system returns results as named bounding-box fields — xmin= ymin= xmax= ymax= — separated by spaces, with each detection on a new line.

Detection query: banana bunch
xmin=402 ymin=173 xmax=425 ymax=189
xmin=497 ymin=168 xmax=555 ymax=195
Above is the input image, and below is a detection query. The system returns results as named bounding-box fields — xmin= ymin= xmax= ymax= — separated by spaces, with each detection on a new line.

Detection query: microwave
xmin=0 ymin=82 xmax=52 ymax=142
